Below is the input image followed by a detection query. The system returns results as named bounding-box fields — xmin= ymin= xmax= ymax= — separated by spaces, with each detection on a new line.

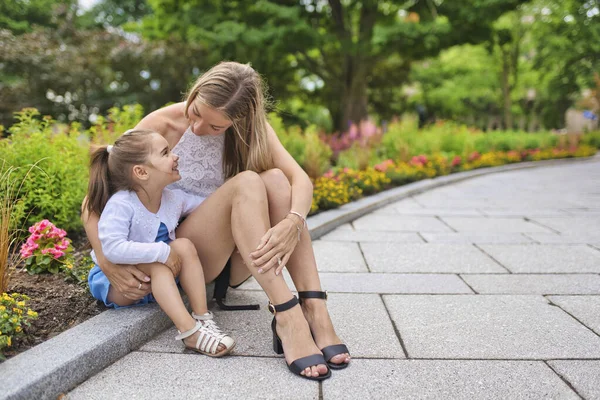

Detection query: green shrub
xmin=302 ymin=125 xmax=332 ymax=179
xmin=270 ymin=113 xmax=306 ymax=166
xmin=88 ymin=104 xmax=145 ymax=144
xmin=581 ymin=131 xmax=600 ymax=148
xmin=0 ymin=109 xmax=89 ymax=236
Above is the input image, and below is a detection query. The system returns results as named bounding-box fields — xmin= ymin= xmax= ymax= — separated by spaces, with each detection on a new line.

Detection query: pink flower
xmin=451 ymin=156 xmax=462 ymax=166
xmin=55 ymin=239 xmax=70 ymax=251
xmin=468 ymin=152 xmax=481 ymax=162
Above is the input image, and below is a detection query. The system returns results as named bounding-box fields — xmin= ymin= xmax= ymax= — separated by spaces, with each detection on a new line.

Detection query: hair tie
xmin=107 ymin=145 xmax=113 ymax=154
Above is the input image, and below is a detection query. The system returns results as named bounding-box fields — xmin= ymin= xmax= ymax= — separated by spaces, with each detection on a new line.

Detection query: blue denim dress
xmin=88 ymin=222 xmax=171 ymax=309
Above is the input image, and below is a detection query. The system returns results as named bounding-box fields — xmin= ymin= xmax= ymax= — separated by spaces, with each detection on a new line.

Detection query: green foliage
xmin=269 ymin=113 xmax=306 ymax=167
xmin=302 ymin=125 xmax=332 ymax=179
xmin=581 ymin=132 xmax=600 ymax=149
xmin=379 ymin=120 xmax=563 ymax=162
xmin=61 ymin=256 xmax=94 ymax=288
xmin=0 ymin=109 xmax=89 ymax=235
xmin=337 ymin=143 xmax=372 ymax=171
xmin=0 ymin=0 xmax=63 ymax=34
xmin=0 ymin=292 xmax=38 ymax=359
xmin=89 ymin=104 xmax=145 ymax=144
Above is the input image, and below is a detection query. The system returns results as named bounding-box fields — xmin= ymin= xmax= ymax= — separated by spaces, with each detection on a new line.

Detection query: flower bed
xmin=310 ymin=145 xmax=597 ymax=214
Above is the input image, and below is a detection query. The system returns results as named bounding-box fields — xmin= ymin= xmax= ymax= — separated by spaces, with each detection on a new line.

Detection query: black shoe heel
xmin=268 ymin=296 xmax=331 ymax=381
xmin=272 ymin=318 xmax=284 ymax=354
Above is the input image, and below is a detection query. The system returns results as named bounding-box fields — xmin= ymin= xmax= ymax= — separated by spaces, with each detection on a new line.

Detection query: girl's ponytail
xmin=86 ymin=146 xmax=112 ymax=216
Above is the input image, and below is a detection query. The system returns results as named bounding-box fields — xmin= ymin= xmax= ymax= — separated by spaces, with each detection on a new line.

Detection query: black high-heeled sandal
xmin=298 ymin=291 xmax=350 ymax=370
xmin=269 ymin=296 xmax=331 ymax=381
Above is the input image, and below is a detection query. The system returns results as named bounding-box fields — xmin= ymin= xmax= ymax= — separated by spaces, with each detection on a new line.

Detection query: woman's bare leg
xmin=176 ymin=171 xmax=327 ymax=377
xmin=241 ymin=168 xmax=350 ymax=366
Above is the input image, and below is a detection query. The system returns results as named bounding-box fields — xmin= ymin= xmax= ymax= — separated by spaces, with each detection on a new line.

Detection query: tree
xmin=529 ymin=0 xmax=600 ymax=127
xmin=137 ymin=0 xmax=529 ymax=131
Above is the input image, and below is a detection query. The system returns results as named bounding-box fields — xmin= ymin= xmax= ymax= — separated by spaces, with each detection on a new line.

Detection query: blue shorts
xmin=88 ymin=222 xmax=171 ymax=309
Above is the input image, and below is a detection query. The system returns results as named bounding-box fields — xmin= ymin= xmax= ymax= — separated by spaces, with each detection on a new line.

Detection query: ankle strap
xmin=298 ymin=291 xmax=328 ymax=300
xmin=268 ymin=296 xmax=298 ymax=315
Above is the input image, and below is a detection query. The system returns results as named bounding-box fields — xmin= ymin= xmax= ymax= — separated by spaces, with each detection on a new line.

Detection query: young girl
xmin=85 ymin=129 xmax=235 ymax=357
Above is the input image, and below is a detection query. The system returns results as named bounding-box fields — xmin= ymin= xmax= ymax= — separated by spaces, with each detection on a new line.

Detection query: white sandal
xmin=175 ymin=311 xmax=236 ymax=357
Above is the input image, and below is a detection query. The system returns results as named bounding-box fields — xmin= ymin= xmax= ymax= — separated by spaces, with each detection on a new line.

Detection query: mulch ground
xmin=3 ymin=268 xmax=105 ymax=360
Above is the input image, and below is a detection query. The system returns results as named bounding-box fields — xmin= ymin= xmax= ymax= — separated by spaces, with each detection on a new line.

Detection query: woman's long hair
xmin=185 ymin=61 xmax=274 ymax=179
xmin=85 ymin=129 xmax=155 ymax=216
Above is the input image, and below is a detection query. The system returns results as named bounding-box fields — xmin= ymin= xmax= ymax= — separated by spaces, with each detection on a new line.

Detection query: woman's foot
xmin=275 ymin=305 xmax=329 ymax=378
xmin=301 ymin=298 xmax=351 ymax=367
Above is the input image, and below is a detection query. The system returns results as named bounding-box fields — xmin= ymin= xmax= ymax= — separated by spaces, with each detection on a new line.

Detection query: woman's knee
xmin=233 ymin=170 xmax=267 ymax=197
xmin=260 ymin=168 xmax=291 ymax=201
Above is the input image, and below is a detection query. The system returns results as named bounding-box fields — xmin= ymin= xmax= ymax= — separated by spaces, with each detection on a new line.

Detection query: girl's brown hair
xmin=85 ymin=129 xmax=156 ymax=216
xmin=185 ymin=61 xmax=274 ymax=179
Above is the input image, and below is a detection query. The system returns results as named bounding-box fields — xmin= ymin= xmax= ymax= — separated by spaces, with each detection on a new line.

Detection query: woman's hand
xmin=250 ymin=218 xmax=300 ymax=275
xmin=100 ymin=258 xmax=152 ymax=300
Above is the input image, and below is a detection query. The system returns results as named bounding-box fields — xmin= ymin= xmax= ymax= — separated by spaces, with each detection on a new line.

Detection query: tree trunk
xmin=501 ymin=52 xmax=512 ymax=130
xmin=337 ymin=72 xmax=368 ymax=132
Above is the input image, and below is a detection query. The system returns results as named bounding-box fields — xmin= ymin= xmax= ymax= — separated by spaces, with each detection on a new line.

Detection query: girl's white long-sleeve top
xmin=91 ymin=188 xmax=204 ymax=265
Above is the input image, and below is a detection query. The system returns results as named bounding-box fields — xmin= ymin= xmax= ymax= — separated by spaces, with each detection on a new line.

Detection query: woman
xmin=83 ymin=61 xmax=350 ymax=380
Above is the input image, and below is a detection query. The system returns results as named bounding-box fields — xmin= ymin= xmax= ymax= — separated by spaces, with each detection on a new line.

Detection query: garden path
xmin=67 ymin=158 xmax=600 ymax=399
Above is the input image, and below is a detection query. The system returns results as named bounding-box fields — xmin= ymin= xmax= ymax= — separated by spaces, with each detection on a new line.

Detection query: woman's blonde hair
xmin=185 ymin=61 xmax=274 ymax=179
xmin=85 ymin=129 xmax=156 ymax=216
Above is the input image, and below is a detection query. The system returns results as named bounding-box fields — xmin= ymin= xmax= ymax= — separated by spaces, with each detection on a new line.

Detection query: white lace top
xmin=168 ymin=127 xmax=225 ymax=197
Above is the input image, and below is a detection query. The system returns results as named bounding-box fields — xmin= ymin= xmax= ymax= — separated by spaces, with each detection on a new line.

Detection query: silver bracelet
xmin=288 ymin=211 xmax=307 ymax=229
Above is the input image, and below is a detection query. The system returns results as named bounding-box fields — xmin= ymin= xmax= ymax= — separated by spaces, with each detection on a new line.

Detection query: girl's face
xmin=187 ymin=101 xmax=232 ymax=136
xmin=145 ymin=134 xmax=181 ymax=184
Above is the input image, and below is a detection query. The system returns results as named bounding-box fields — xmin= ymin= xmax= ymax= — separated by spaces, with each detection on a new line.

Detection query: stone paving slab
xmin=421 ymin=232 xmax=535 ymax=244
xmin=373 ymin=207 xmax=484 ymax=217
xmin=320 ymin=229 xmax=424 ymax=243
xmin=478 ymin=208 xmax=572 ymax=217
xmin=352 ymin=215 xmax=453 ymax=232
xmin=478 ymin=244 xmax=600 ymax=273
xmin=441 ymin=217 xmax=555 ymax=233
xmin=312 ymin=241 xmax=369 ymax=272
xmin=141 ymin=291 xmax=404 ymax=359
xmin=361 ymin=243 xmax=506 ymax=273
xmin=548 ymin=295 xmax=600 ymax=335
xmin=67 ymin=352 xmax=318 ymax=400
xmin=526 ymin=232 xmax=600 ymax=244
xmin=547 ymin=360 xmax=600 ymax=400
xmin=322 ymin=359 xmax=578 ymax=400
xmin=237 ymin=272 xmax=473 ymax=294
xmin=532 ymin=217 xmax=600 ymax=234
xmin=383 ymin=295 xmax=600 ymax=359
xmin=462 ymin=274 xmax=600 ymax=295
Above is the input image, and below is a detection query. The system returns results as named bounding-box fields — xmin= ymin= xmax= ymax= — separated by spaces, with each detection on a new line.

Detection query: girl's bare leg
xmin=176 ymin=171 xmax=327 ymax=377
xmin=170 ymin=238 xmax=208 ymax=316
xmin=232 ymin=168 xmax=350 ymax=366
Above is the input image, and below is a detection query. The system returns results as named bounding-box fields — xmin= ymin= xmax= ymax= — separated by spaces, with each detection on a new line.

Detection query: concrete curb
xmin=1 ymin=154 xmax=597 ymax=400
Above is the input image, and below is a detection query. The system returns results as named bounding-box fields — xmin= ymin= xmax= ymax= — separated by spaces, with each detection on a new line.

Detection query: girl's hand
xmin=101 ymin=258 xmax=151 ymax=300
xmin=164 ymin=248 xmax=182 ymax=277
xmin=250 ymin=218 xmax=301 ymax=275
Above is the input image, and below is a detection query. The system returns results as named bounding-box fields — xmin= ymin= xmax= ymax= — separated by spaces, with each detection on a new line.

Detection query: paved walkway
xmin=67 ymin=159 xmax=600 ymax=399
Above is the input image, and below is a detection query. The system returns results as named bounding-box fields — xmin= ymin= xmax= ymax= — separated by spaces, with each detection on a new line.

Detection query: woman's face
xmin=187 ymin=101 xmax=232 ymax=136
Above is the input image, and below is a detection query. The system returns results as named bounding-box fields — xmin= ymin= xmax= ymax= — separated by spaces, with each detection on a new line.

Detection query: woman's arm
xmin=249 ymin=122 xmax=313 ymax=273
xmin=267 ymin=122 xmax=314 ymax=217
xmin=135 ymin=102 xmax=189 ymax=148
xmin=82 ymin=202 xmax=151 ymax=300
